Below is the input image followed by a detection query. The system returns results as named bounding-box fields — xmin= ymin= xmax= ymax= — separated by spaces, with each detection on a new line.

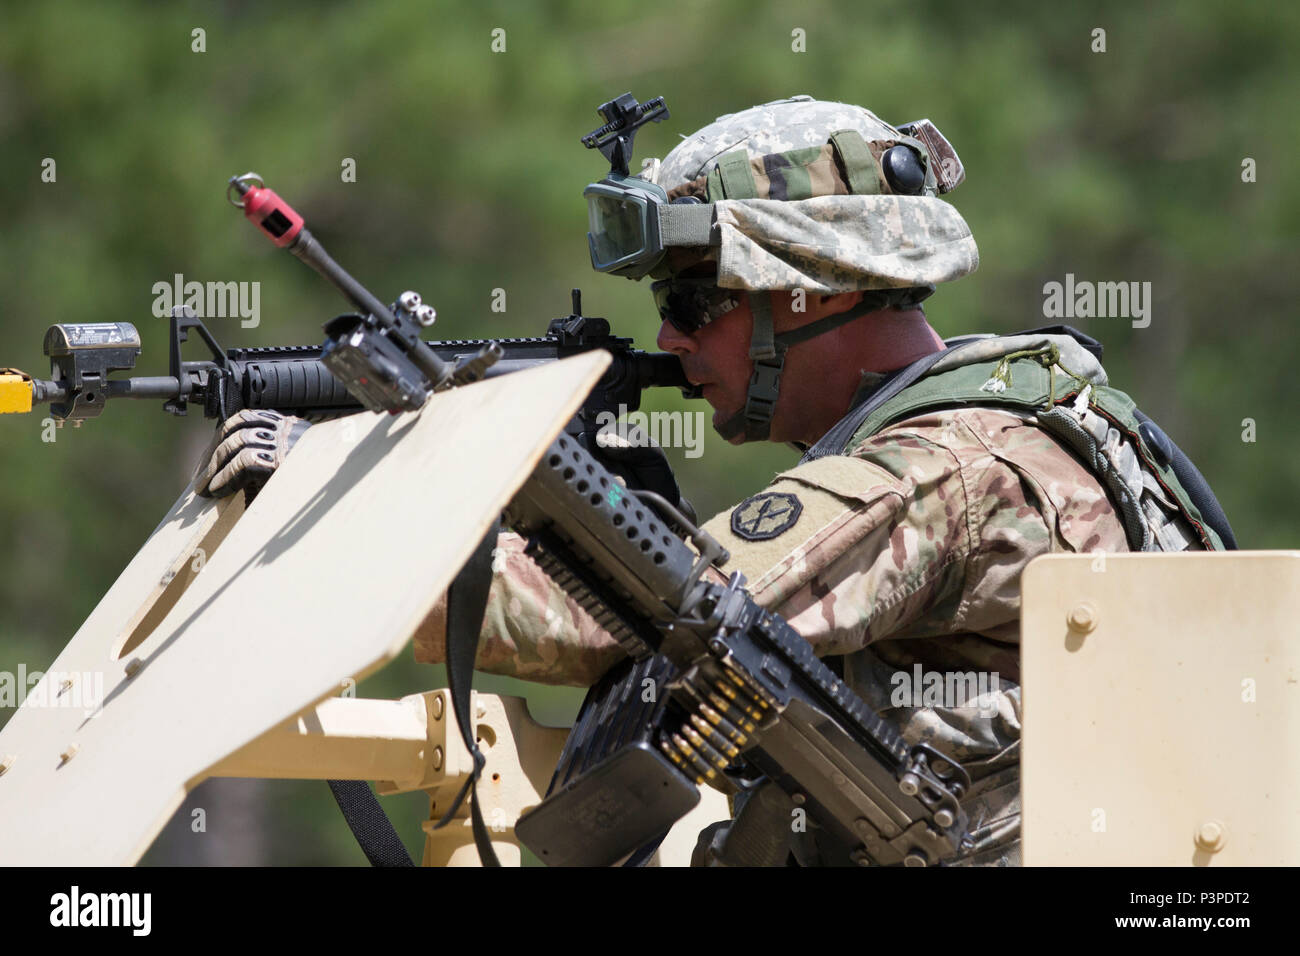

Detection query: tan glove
xmin=193 ymin=409 xmax=311 ymax=499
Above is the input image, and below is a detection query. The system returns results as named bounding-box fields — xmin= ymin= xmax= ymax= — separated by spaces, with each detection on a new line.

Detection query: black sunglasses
xmin=651 ymin=278 xmax=742 ymax=335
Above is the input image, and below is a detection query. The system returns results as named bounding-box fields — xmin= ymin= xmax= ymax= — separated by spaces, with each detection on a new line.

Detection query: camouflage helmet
xmin=655 ymin=95 xmax=906 ymax=195
xmin=638 ymin=96 xmax=979 ymax=444
xmin=642 ymin=95 xmax=979 ymax=297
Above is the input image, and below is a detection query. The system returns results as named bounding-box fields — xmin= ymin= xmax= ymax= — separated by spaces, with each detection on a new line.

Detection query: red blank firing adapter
xmin=228 ymin=174 xmax=304 ymax=247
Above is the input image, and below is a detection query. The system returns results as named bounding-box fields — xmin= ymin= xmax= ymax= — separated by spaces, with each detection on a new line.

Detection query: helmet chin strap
xmin=712 ymin=290 xmax=895 ymax=443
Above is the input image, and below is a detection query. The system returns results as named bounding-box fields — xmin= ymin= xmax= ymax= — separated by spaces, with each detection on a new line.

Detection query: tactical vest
xmin=802 ymin=326 xmax=1235 ymax=553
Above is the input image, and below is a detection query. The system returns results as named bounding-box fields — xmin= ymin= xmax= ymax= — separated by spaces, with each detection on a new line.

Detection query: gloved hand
xmin=193 ymin=409 xmax=311 ymax=499
xmin=593 ymin=420 xmax=697 ymax=525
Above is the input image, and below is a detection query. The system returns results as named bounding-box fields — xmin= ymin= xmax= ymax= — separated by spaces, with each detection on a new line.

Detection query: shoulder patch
xmin=731 ymin=491 xmax=803 ymax=541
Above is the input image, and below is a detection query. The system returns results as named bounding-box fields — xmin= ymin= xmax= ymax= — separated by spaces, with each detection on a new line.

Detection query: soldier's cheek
xmin=701 ymin=383 xmax=742 ymax=424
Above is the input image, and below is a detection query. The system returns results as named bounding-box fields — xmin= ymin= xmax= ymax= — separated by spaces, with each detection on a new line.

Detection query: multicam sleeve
xmin=411 ymin=531 xmax=626 ymax=687
xmin=701 ymin=408 xmax=1087 ymax=654
xmin=702 ymin=430 xmax=971 ymax=653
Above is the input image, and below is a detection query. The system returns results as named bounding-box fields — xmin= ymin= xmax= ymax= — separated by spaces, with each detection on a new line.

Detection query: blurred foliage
xmin=1 ymin=0 xmax=1296 ymax=863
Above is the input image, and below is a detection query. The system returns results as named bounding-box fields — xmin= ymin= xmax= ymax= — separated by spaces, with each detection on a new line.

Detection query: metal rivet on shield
xmin=0 ymin=754 xmax=15 ymax=776
xmin=1067 ymin=602 xmax=1098 ymax=634
xmin=59 ymin=744 xmax=79 ymax=766
xmin=1194 ymin=820 xmax=1226 ymax=853
xmin=125 ymin=657 xmax=143 ymax=678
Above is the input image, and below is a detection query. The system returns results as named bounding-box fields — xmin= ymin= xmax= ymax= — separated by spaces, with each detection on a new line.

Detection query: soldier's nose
xmin=657 ymin=318 xmax=697 ymax=355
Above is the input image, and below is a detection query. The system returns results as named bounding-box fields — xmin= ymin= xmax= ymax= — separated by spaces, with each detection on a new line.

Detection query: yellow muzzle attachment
xmin=0 ymin=369 xmax=34 ymax=414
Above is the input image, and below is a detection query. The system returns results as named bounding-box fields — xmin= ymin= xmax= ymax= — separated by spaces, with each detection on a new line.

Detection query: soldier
xmin=196 ymin=97 xmax=1233 ymax=866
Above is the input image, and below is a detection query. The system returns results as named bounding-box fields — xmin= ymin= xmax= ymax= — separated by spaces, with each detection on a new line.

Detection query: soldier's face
xmin=657 ymin=302 xmax=755 ymax=441
xmin=658 ymin=288 xmax=878 ymax=444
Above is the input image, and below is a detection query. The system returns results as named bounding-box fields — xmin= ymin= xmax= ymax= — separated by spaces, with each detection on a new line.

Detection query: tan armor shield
xmin=1021 ymin=551 xmax=1300 ymax=865
xmin=0 ymin=352 xmax=611 ymax=865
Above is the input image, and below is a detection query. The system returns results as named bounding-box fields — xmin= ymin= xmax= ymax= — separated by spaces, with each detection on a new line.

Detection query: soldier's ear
xmin=776 ymin=289 xmax=864 ymax=331
xmin=818 ymin=290 xmax=867 ymax=314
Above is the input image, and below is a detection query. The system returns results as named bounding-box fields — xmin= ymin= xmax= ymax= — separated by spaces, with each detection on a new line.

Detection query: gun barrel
xmin=288 ymin=229 xmax=454 ymax=395
xmin=105 ymin=377 xmax=183 ymax=400
xmin=20 ymin=378 xmax=68 ymax=408
xmin=289 ymin=230 xmax=393 ymax=324
xmin=23 ymin=377 xmax=183 ymax=407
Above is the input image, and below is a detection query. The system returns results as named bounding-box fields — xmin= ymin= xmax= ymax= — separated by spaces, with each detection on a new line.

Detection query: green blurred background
xmin=1 ymin=0 xmax=1296 ymax=864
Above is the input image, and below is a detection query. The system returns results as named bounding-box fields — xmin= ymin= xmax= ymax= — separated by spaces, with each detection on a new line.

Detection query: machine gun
xmin=504 ymin=431 xmax=973 ymax=867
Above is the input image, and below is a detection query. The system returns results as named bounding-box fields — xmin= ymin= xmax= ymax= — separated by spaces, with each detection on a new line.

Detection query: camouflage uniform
xmin=414 ymin=396 xmax=1133 ymax=866
xmin=415 ymin=98 xmax=1133 ymax=866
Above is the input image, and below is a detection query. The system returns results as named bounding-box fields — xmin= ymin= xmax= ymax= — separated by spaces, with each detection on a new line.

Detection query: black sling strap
xmin=328 ymin=519 xmax=501 ymax=867
xmin=327 ymin=779 xmax=415 ymax=867
xmin=429 ymin=520 xmax=502 ymax=866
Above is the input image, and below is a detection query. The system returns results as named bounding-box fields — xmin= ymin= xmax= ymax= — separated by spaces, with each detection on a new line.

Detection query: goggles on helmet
xmin=584 ymin=174 xmax=669 ymax=278
xmin=585 ymin=174 xmax=719 ymax=279
xmin=650 ymin=276 xmax=742 ymax=335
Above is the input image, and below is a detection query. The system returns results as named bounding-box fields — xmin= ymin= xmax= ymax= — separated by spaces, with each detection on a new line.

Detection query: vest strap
xmin=803 ymin=329 xmax=1234 ymax=553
